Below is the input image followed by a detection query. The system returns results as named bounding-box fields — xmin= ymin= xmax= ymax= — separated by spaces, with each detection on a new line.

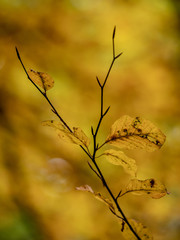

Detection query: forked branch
xmin=16 ymin=27 xmax=141 ymax=240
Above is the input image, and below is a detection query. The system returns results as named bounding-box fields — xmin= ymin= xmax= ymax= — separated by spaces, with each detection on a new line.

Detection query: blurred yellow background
xmin=0 ymin=0 xmax=180 ymax=239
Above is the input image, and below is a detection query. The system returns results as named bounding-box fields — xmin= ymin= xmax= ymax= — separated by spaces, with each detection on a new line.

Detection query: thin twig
xmin=109 ymin=207 xmax=123 ymax=220
xmin=16 ymin=47 xmax=72 ymax=133
xmin=112 ymin=26 xmax=116 ymax=58
xmin=87 ymin=161 xmax=102 ymax=180
xmin=116 ymin=190 xmax=122 ymax=200
xmin=80 ymin=145 xmax=92 ymax=159
xmin=96 ymin=76 xmax=102 ymax=87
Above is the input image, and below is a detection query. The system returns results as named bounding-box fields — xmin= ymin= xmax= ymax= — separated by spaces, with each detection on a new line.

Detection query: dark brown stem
xmin=88 ymin=27 xmax=141 ymax=240
xmin=91 ymin=156 xmax=141 ymax=239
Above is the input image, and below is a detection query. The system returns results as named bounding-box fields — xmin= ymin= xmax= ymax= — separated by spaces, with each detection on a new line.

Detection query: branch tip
xmin=96 ymin=76 xmax=101 ymax=87
xmin=91 ymin=126 xmax=94 ymax=136
xmin=115 ymin=52 xmax=123 ymax=59
xmin=104 ymin=106 xmax=110 ymax=116
xmin=116 ymin=190 xmax=122 ymax=200
xmin=51 ymin=109 xmax=56 ymax=113
xmin=112 ymin=26 xmax=116 ymax=39
xmin=15 ymin=47 xmax=20 ymax=59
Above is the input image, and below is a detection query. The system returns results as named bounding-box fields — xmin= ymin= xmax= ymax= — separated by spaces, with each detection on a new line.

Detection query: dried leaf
xmin=103 ymin=149 xmax=137 ymax=177
xmin=106 ymin=115 xmax=166 ymax=152
xmin=120 ymin=219 xmax=153 ymax=240
xmin=73 ymin=127 xmax=90 ymax=148
xmin=94 ymin=192 xmax=115 ymax=212
xmin=121 ymin=178 xmax=167 ymax=199
xmin=76 ymin=185 xmax=115 ymax=213
xmin=42 ymin=120 xmax=90 ymax=148
xmin=76 ymin=184 xmax=94 ymax=193
xmin=28 ymin=69 xmax=54 ymax=91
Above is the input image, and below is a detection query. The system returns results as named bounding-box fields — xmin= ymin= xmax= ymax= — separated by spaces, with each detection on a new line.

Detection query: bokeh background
xmin=0 ymin=0 xmax=180 ymax=239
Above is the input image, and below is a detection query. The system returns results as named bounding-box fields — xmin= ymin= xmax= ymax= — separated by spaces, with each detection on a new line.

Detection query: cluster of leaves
xmin=16 ymin=28 xmax=167 ymax=240
xmin=42 ymin=115 xmax=167 ymax=239
xmin=42 ymin=115 xmax=167 ymax=199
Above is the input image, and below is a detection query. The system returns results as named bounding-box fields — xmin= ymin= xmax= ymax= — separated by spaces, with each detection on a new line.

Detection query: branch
xmin=94 ymin=28 xmax=123 ymax=138
xmin=80 ymin=145 xmax=92 ymax=159
xmin=109 ymin=206 xmax=123 ymax=220
xmin=15 ymin=47 xmax=72 ymax=133
xmin=91 ymin=157 xmax=141 ymax=240
xmin=87 ymin=161 xmax=102 ymax=180
xmin=16 ymin=27 xmax=141 ymax=240
xmin=88 ymin=28 xmax=141 ymax=240
xmin=116 ymin=190 xmax=122 ymax=200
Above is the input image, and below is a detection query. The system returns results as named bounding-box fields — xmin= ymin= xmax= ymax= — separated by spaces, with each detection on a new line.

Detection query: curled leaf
xmin=28 ymin=69 xmax=54 ymax=91
xmin=120 ymin=219 xmax=153 ymax=240
xmin=103 ymin=149 xmax=137 ymax=177
xmin=76 ymin=185 xmax=115 ymax=213
xmin=42 ymin=120 xmax=90 ymax=148
xmin=121 ymin=178 xmax=167 ymax=199
xmin=106 ymin=115 xmax=166 ymax=152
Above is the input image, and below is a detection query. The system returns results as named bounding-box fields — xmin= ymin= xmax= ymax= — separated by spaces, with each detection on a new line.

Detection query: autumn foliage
xmin=16 ymin=27 xmax=168 ymax=240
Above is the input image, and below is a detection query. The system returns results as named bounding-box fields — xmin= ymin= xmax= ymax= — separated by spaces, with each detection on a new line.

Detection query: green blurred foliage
xmin=0 ymin=0 xmax=180 ymax=239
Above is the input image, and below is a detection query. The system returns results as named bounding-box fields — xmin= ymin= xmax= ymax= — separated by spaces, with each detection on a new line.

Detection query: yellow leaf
xmin=94 ymin=192 xmax=115 ymax=213
xmin=76 ymin=185 xmax=115 ymax=213
xmin=103 ymin=149 xmax=137 ymax=177
xmin=106 ymin=115 xmax=166 ymax=152
xmin=120 ymin=219 xmax=153 ymax=240
xmin=42 ymin=120 xmax=90 ymax=148
xmin=28 ymin=69 xmax=54 ymax=91
xmin=73 ymin=127 xmax=90 ymax=148
xmin=121 ymin=178 xmax=167 ymax=199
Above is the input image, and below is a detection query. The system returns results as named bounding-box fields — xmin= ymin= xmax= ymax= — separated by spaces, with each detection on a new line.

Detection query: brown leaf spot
xmin=132 ymin=117 xmax=141 ymax=128
xmin=150 ymin=179 xmax=155 ymax=188
xmin=106 ymin=115 xmax=166 ymax=152
xmin=121 ymin=221 xmax=125 ymax=232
